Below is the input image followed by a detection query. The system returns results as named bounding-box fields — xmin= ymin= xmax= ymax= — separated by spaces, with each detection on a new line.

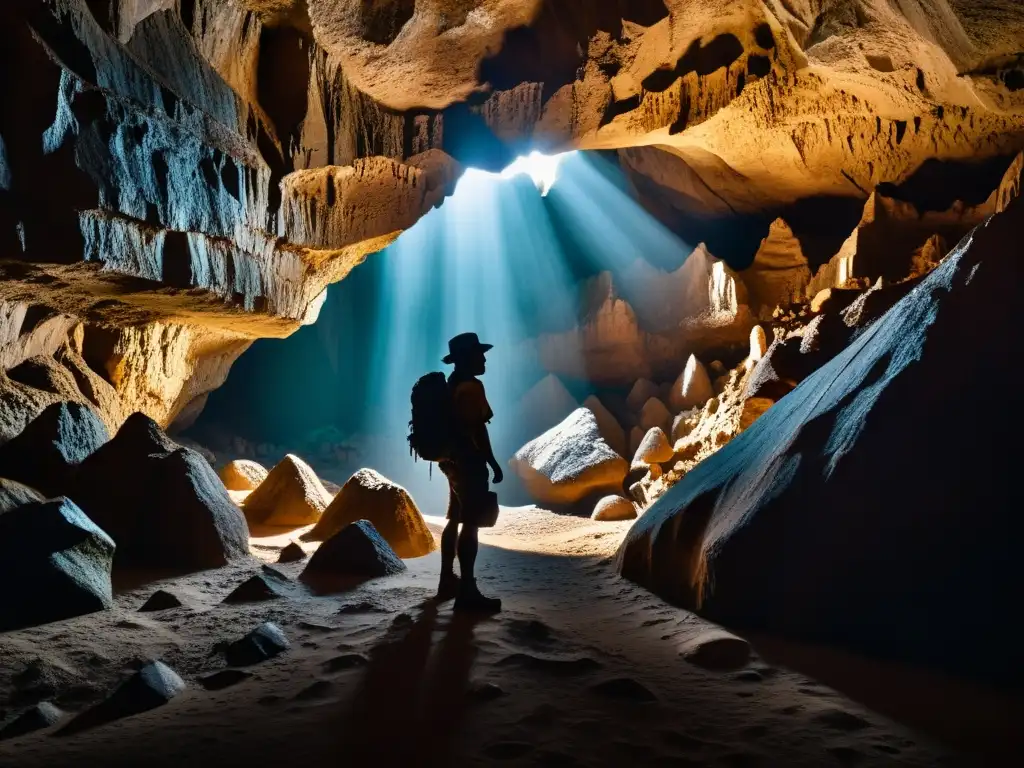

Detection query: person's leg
xmin=437 ymin=480 xmax=461 ymax=601
xmin=456 ymin=523 xmax=479 ymax=582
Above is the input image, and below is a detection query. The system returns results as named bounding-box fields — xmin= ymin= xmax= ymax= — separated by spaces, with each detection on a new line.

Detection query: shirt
xmin=448 ymin=373 xmax=493 ymax=462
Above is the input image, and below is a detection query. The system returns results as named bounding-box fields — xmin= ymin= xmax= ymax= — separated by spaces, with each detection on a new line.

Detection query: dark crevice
xmin=257 ymin=25 xmax=310 ymax=160
xmin=162 ymin=229 xmax=193 ymax=288
xmin=876 ymin=154 xmax=1018 ymax=213
xmin=1005 ymin=69 xmax=1024 ymax=91
xmin=180 ymin=0 xmax=197 ymax=33
xmin=221 ymin=156 xmax=240 ymax=202
xmin=754 ymin=23 xmax=775 ymax=50
xmin=642 ymin=34 xmax=745 ymax=94
xmin=359 ymin=0 xmax=415 ymax=46
xmin=600 ymin=94 xmax=640 ymax=126
xmin=747 ymin=54 xmax=771 ymax=78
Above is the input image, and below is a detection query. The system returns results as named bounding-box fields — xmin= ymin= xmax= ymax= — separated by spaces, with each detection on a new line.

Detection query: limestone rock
xmin=306 ymin=468 xmax=434 ymax=558
xmin=633 ymin=428 xmax=674 ymax=466
xmin=224 ymin=623 xmax=290 ymax=667
xmin=618 ymin=197 xmax=1024 ymax=686
xmin=138 ymin=590 xmax=183 ymax=612
xmin=591 ymin=496 xmax=637 ymax=522
xmin=626 ymin=379 xmax=660 ymax=414
xmin=583 ymin=395 xmax=627 ymax=458
xmin=671 ymin=411 xmax=698 ymax=444
xmin=510 ymin=409 xmax=629 ymax=506
xmin=638 ymin=397 xmax=671 ymax=434
xmin=60 ymin=661 xmax=185 ymax=736
xmin=0 ymin=702 xmax=65 ymax=740
xmin=0 ymin=401 xmax=109 ymax=497
xmin=0 ymin=477 xmax=43 ymax=515
xmin=72 ymin=413 xmax=249 ymax=571
xmin=0 ymin=497 xmax=114 ymax=631
xmin=748 ymin=326 xmax=768 ymax=363
xmin=302 ymin=520 xmax=407 ymax=581
xmin=743 ymin=219 xmax=812 ymax=313
xmin=678 ymin=630 xmax=751 ymax=671
xmin=218 ymin=459 xmax=270 ymax=492
xmin=223 ymin=565 xmax=293 ymax=603
xmin=243 ymin=454 xmax=332 ymax=527
xmin=669 ymin=356 xmax=713 ymax=412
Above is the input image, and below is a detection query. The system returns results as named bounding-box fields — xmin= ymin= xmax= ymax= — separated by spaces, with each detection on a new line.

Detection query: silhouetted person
xmin=437 ymin=333 xmax=502 ymax=613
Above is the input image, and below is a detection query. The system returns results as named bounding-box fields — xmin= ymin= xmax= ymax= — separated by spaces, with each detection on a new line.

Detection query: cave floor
xmin=0 ymin=507 xmax=1015 ymax=767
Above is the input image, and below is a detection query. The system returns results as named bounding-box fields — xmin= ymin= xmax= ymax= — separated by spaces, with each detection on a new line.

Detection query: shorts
xmin=440 ymin=459 xmax=491 ymax=526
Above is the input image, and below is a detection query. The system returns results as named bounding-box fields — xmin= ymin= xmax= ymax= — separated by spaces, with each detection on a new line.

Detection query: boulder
xmin=223 ymin=565 xmax=293 ymax=603
xmin=138 ymin=589 xmax=183 ymax=612
xmin=626 ymin=379 xmax=660 ymax=413
xmin=72 ymin=413 xmax=249 ymax=571
xmin=305 ymin=468 xmax=434 ymax=558
xmin=59 ymin=661 xmax=185 ymax=736
xmin=301 ymin=519 xmax=406 ymax=581
xmin=0 ymin=401 xmax=109 ymax=496
xmin=583 ymin=395 xmax=627 ymax=457
xmin=277 ymin=541 xmax=307 ymax=563
xmin=618 ymin=199 xmax=1024 ymax=687
xmin=224 ymin=622 xmax=290 ymax=667
xmin=632 ymin=427 xmax=673 ymax=466
xmin=638 ymin=397 xmax=671 ymax=433
xmin=510 ymin=409 xmax=629 ymax=506
xmin=591 ymin=495 xmax=637 ymax=522
xmin=0 ymin=497 xmax=114 ymax=631
xmin=678 ymin=629 xmax=751 ymax=671
xmin=218 ymin=459 xmax=269 ymax=492
xmin=0 ymin=702 xmax=64 ymax=740
xmin=243 ymin=454 xmax=332 ymax=527
xmin=669 ymin=356 xmax=713 ymax=412
xmin=0 ymin=477 xmax=43 ymax=515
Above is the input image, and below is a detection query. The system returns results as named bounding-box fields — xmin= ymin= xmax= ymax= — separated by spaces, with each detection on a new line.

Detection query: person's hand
xmin=491 ymin=464 xmax=504 ymax=484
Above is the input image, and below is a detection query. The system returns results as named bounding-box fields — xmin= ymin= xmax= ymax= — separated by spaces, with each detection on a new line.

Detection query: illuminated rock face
xmin=1 ymin=0 xmax=1023 ymax=437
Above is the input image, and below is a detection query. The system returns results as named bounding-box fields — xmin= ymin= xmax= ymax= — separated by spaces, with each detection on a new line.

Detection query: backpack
xmin=408 ymin=372 xmax=454 ymax=463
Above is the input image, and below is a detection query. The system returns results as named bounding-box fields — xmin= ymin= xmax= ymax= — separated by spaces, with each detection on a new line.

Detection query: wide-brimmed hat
xmin=442 ymin=332 xmax=493 ymax=364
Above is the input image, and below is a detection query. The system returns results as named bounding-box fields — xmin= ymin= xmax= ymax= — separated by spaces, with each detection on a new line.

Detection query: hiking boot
xmin=453 ymin=579 xmax=501 ymax=614
xmin=436 ymin=572 xmax=461 ymax=603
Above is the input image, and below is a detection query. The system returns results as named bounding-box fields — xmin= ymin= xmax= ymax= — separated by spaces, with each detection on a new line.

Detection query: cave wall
xmin=1 ymin=0 xmax=1022 ymax=438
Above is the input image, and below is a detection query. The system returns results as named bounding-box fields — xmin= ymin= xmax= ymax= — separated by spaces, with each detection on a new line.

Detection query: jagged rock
xmin=678 ymin=630 xmax=751 ymax=671
xmin=59 ymin=661 xmax=186 ymax=736
xmin=510 ymin=409 xmax=629 ymax=506
xmin=626 ymin=379 xmax=660 ymax=413
xmin=277 ymin=541 xmax=307 ymax=563
xmin=591 ymin=496 xmax=637 ymax=522
xmin=743 ymin=219 xmax=812 ymax=313
xmin=633 ymin=428 xmax=674 ymax=466
xmin=223 ymin=565 xmax=293 ymax=603
xmin=583 ymin=395 xmax=627 ymax=457
xmin=72 ymin=413 xmax=249 ymax=571
xmin=0 ymin=401 xmax=108 ymax=496
xmin=243 ymin=454 xmax=332 ymax=527
xmin=514 ymin=374 xmax=579 ymax=441
xmin=669 ymin=356 xmax=713 ymax=412
xmin=0 ymin=497 xmax=114 ymax=631
xmin=218 ymin=459 xmax=270 ymax=492
xmin=671 ymin=411 xmax=698 ymax=444
xmin=0 ymin=702 xmax=64 ymax=740
xmin=302 ymin=520 xmax=406 ymax=581
xmin=305 ymin=468 xmax=434 ymax=558
xmin=224 ymin=623 xmax=290 ymax=667
xmin=618 ymin=197 xmax=1024 ymax=686
xmin=138 ymin=590 xmax=183 ymax=612
xmin=0 ymin=477 xmax=43 ymax=515
xmin=638 ymin=397 xmax=671 ymax=434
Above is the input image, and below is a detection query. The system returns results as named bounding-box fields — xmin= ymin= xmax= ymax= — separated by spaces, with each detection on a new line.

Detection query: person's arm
xmin=471 ymin=421 xmax=503 ymax=484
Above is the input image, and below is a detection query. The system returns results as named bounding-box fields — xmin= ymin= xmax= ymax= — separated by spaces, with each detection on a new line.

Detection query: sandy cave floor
xmin=0 ymin=506 xmax=1017 ymax=767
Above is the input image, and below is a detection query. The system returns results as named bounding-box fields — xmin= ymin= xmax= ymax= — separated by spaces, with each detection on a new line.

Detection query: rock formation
xmin=72 ymin=413 xmax=249 ymax=571
xmin=218 ymin=458 xmax=269 ymax=491
xmin=669 ymin=355 xmax=713 ymax=412
xmin=223 ymin=622 xmax=290 ymax=667
xmin=618 ymin=192 xmax=1024 ymax=686
xmin=510 ymin=408 xmax=628 ymax=506
xmin=60 ymin=661 xmax=186 ymax=736
xmin=0 ymin=497 xmax=115 ymax=631
xmin=302 ymin=519 xmax=407 ymax=580
xmin=582 ymin=394 xmax=627 ymax=457
xmin=242 ymin=453 xmax=332 ymax=526
xmin=632 ymin=427 xmax=674 ymax=466
xmin=591 ymin=495 xmax=637 ymax=522
xmin=0 ymin=477 xmax=43 ymax=514
xmin=306 ymin=468 xmax=434 ymax=558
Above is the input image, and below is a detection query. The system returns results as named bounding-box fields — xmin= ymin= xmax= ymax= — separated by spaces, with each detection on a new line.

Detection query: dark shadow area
xmin=878 ymin=154 xmax=1017 ymax=212
xmin=334 ymin=601 xmax=487 ymax=766
xmin=751 ymin=633 xmax=1024 ymax=761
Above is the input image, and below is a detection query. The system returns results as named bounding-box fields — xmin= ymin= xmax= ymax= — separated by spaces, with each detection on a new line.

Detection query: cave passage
xmin=196 ymin=151 xmax=699 ymax=510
